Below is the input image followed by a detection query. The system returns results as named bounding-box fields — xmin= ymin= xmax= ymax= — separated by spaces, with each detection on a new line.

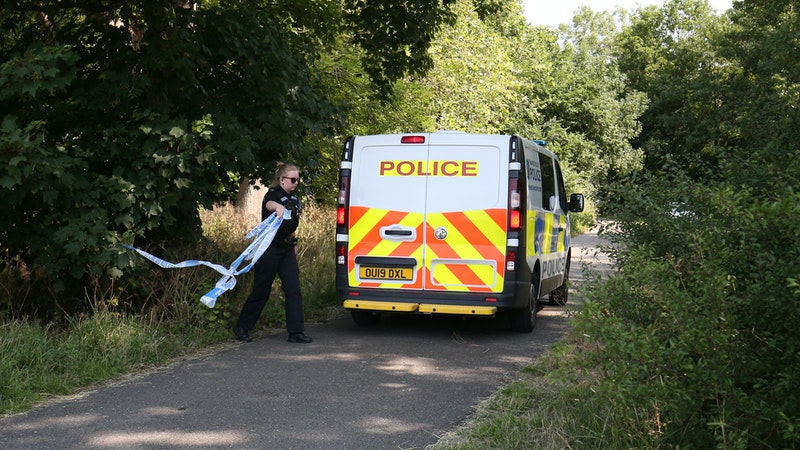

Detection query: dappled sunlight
xmin=378 ymin=382 xmax=417 ymax=390
xmin=89 ymin=431 xmax=246 ymax=447
xmin=354 ymin=416 xmax=429 ymax=434
xmin=375 ymin=356 xmax=439 ymax=376
xmin=258 ymin=351 xmax=363 ymax=363
xmin=374 ymin=355 xmax=505 ymax=381
xmin=7 ymin=414 xmax=100 ymax=431
xmin=138 ymin=406 xmax=185 ymax=417
xmin=259 ymin=350 xmax=508 ymax=381
xmin=496 ymin=355 xmax=535 ymax=365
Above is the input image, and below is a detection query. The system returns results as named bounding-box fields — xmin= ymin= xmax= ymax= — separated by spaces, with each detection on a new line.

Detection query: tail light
xmin=506 ymin=137 xmax=522 ymax=275
xmin=506 ymin=250 xmax=516 ymax=271
xmin=336 ymin=174 xmax=350 ymax=266
xmin=508 ymin=177 xmax=521 ymax=232
xmin=337 ymin=178 xmax=350 ymax=226
xmin=337 ymin=137 xmax=355 ymax=268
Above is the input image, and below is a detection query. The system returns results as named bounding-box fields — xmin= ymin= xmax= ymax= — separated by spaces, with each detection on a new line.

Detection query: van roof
xmin=350 ymin=131 xmax=560 ymax=161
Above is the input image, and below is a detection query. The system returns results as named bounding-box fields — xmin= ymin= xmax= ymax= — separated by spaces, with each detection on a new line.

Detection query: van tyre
xmin=511 ymin=273 xmax=540 ymax=333
xmin=351 ymin=310 xmax=380 ymax=326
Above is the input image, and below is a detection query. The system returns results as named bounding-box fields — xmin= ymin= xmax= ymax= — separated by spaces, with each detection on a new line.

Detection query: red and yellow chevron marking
xmin=424 ymin=209 xmax=506 ymax=292
xmin=347 ymin=206 xmax=507 ymax=292
xmin=347 ymin=206 xmax=424 ymax=289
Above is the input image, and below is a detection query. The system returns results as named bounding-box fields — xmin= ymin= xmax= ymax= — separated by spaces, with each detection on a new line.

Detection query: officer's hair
xmin=273 ymin=162 xmax=299 ymax=187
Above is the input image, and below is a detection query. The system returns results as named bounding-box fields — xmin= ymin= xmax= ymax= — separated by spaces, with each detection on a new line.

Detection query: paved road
xmin=0 ymin=227 xmax=612 ymax=450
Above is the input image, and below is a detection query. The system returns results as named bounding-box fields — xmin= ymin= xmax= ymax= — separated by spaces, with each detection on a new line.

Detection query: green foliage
xmin=345 ymin=0 xmax=457 ymax=96
xmin=0 ymin=2 xmax=336 ymax=313
xmin=566 ymin=1 xmax=800 ymax=447
xmin=614 ymin=0 xmax=729 ymax=179
xmin=420 ymin=0 xmax=522 ymax=133
xmin=552 ymin=8 xmax=647 ymax=179
xmin=505 ymin=7 xmax=646 ymax=197
xmin=577 ymin=171 xmax=800 ymax=448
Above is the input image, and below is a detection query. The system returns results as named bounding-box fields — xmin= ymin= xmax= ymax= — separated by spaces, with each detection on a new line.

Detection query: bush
xmin=568 ymin=176 xmax=800 ymax=448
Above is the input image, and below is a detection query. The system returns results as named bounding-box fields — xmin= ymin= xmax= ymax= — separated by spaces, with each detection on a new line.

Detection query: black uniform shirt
xmin=261 ymin=186 xmax=302 ymax=242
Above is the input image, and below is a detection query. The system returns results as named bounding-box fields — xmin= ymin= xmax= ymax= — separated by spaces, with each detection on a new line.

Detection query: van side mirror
xmin=568 ymin=193 xmax=584 ymax=213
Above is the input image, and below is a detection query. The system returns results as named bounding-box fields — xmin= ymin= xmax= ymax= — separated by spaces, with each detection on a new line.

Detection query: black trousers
xmin=236 ymin=244 xmax=305 ymax=334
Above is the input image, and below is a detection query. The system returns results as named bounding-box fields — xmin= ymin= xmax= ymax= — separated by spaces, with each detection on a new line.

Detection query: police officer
xmin=234 ymin=163 xmax=312 ymax=343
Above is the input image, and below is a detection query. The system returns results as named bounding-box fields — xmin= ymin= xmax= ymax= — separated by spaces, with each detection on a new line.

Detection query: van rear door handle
xmin=385 ymin=229 xmax=412 ymax=236
xmin=380 ymin=225 xmax=416 ymax=241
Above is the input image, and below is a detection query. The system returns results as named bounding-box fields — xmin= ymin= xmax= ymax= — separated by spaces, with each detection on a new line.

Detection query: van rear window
xmin=539 ymin=153 xmax=556 ymax=211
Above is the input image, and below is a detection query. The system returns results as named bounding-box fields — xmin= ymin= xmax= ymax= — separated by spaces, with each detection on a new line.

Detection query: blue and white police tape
xmin=124 ymin=210 xmax=289 ymax=308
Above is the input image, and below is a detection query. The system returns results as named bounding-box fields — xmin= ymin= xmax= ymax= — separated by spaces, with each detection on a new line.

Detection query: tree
xmin=0 ymin=0 xmax=495 ymax=314
xmin=575 ymin=1 xmax=800 ymax=446
xmin=614 ymin=0 xmax=728 ymax=178
xmin=345 ymin=0 xmax=458 ymax=97
xmin=418 ymin=0 xmax=522 ymax=133
xmin=0 ymin=1 xmax=334 ymax=310
xmin=509 ymin=6 xmax=646 ymax=193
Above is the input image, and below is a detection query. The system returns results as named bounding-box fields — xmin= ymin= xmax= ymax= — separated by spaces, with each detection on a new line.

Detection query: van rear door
xmin=346 ymin=135 xmax=428 ymax=290
xmin=344 ymin=133 xmax=508 ymax=294
xmin=423 ymin=133 xmax=507 ymax=293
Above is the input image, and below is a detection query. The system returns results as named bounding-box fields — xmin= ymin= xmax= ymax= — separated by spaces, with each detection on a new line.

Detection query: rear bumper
xmin=343 ymin=299 xmax=497 ymax=316
xmin=338 ymin=279 xmax=530 ymax=316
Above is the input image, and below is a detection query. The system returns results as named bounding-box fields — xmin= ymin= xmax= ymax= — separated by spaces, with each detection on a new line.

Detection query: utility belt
xmin=273 ymin=236 xmax=299 ymax=248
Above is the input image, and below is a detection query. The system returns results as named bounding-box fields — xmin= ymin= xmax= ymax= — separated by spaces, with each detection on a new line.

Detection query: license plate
xmin=359 ymin=266 xmax=413 ymax=281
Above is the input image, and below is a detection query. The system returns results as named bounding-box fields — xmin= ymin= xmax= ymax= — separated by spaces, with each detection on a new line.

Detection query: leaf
xmin=169 ymin=127 xmax=185 ymax=138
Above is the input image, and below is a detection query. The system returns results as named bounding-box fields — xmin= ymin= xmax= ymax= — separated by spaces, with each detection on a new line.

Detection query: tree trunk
xmin=235 ymin=177 xmax=264 ymax=220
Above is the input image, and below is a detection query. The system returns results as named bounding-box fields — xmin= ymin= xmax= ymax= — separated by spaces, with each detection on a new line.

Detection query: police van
xmin=335 ymin=132 xmax=584 ymax=332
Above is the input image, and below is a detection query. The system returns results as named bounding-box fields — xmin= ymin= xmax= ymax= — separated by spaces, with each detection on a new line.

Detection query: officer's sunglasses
xmin=282 ymin=177 xmax=300 ymax=184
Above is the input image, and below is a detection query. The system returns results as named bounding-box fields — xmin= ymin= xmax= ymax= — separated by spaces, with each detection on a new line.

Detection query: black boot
xmin=234 ymin=326 xmax=252 ymax=342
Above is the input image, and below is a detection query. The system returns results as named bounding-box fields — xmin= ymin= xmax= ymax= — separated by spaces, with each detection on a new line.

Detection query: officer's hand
xmin=275 ymin=205 xmax=286 ymax=217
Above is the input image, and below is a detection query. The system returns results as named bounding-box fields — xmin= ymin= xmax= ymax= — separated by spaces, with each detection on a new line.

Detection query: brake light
xmin=337 ymin=159 xmax=351 ymax=265
xmin=337 ymin=175 xmax=350 ymax=226
xmin=510 ymin=210 xmax=521 ymax=229
xmin=401 ymin=135 xmax=425 ymax=144
xmin=508 ymin=176 xmax=521 ymax=231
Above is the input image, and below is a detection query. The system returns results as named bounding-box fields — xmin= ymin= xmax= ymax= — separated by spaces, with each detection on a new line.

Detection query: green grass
xmin=0 ymin=313 xmax=223 ymax=414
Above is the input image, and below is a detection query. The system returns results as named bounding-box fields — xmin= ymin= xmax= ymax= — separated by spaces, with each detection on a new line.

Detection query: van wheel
xmin=510 ymin=274 xmax=539 ymax=333
xmin=350 ymin=310 xmax=380 ymax=326
xmin=550 ymin=256 xmax=570 ymax=306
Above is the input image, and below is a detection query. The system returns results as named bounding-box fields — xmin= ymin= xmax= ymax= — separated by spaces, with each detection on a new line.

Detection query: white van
xmin=335 ymin=132 xmax=584 ymax=332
